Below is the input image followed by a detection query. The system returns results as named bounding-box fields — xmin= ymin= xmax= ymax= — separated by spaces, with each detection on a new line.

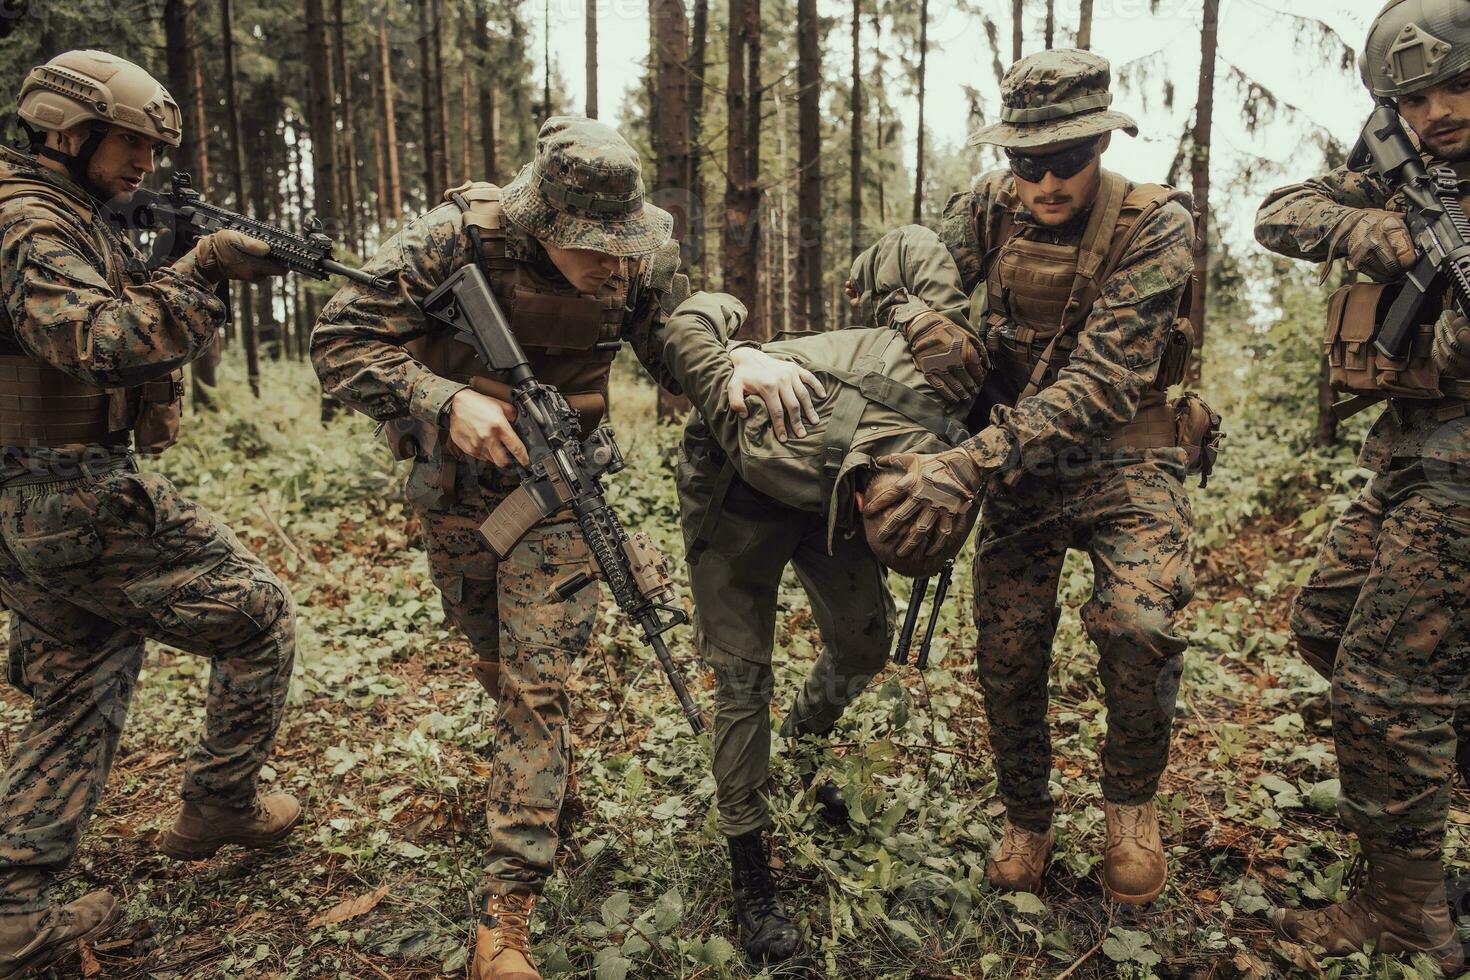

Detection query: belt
xmin=0 ymin=452 xmax=138 ymax=496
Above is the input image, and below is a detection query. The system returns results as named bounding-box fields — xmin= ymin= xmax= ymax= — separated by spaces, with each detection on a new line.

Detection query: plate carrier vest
xmin=0 ymin=172 xmax=184 ymax=455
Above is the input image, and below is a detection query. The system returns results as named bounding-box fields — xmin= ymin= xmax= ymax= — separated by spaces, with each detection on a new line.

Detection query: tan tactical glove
xmin=193 ymin=230 xmax=290 ymax=284
xmin=899 ymin=310 xmax=988 ymax=403
xmin=1336 ymin=209 xmax=1417 ymax=282
xmin=1433 ymin=309 xmax=1470 ymax=379
xmin=865 ymin=445 xmax=986 ymax=563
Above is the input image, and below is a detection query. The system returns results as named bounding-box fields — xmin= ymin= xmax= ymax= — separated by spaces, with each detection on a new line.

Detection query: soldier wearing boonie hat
xmin=1255 ymin=0 xmax=1470 ymax=970
xmin=864 ymin=48 xmax=1205 ymax=907
xmin=312 ymin=115 xmax=817 ymax=980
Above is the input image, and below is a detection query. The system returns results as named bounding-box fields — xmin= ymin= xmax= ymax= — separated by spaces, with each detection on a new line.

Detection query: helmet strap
xmin=34 ymin=121 xmax=110 ymax=189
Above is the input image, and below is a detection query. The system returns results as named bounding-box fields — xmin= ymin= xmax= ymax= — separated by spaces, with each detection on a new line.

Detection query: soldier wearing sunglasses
xmin=865 ymin=49 xmax=1200 ymax=905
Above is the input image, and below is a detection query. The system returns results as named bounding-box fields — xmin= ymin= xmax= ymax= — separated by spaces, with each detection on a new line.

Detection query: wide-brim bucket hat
xmin=968 ymin=49 xmax=1139 ymax=151
xmin=501 ymin=116 xmax=673 ymax=257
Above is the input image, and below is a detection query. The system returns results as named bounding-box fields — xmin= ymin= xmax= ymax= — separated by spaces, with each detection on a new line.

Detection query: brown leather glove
xmin=1337 ymin=209 xmax=1417 ymax=282
xmin=899 ymin=310 xmax=988 ymax=403
xmin=1434 ymin=309 xmax=1470 ymax=379
xmin=865 ymin=445 xmax=986 ymax=563
xmin=193 ymin=230 xmax=290 ymax=284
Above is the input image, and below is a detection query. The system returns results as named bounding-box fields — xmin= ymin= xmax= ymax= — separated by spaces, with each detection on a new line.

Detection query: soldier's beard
xmin=1421 ymin=122 xmax=1470 ymax=162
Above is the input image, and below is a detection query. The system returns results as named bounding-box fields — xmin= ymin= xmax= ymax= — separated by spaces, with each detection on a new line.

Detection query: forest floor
xmin=1 ymin=357 xmax=1462 ymax=980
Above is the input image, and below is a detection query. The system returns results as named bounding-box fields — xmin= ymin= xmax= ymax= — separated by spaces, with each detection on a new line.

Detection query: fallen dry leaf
xmin=308 ymin=883 xmax=391 ymax=928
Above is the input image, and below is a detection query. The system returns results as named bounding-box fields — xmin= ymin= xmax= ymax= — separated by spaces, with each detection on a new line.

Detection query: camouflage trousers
xmin=677 ymin=425 xmax=895 ymax=837
xmin=0 ymin=462 xmax=295 ymax=913
xmin=972 ymin=456 xmax=1195 ymax=832
xmin=1289 ymin=462 xmax=1470 ymax=859
xmin=409 ymin=462 xmax=596 ymax=897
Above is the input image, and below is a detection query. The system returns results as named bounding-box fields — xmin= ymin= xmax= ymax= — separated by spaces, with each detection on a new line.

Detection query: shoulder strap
xmin=448 ymin=181 xmax=504 ymax=267
xmin=816 ymin=365 xmax=969 ymax=445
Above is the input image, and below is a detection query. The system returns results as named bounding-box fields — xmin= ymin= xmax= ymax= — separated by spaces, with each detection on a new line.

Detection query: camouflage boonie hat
xmin=968 ymin=49 xmax=1139 ymax=150
xmin=501 ymin=116 xmax=672 ymax=257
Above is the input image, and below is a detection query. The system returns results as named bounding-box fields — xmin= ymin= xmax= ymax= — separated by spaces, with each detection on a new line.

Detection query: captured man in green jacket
xmin=657 ymin=224 xmax=986 ymax=966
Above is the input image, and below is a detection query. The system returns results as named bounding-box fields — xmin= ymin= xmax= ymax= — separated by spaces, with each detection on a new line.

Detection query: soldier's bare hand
xmin=193 ymin=230 xmax=290 ymax=284
xmin=1341 ymin=209 xmax=1417 ymax=282
xmin=726 ymin=346 xmax=826 ymax=442
xmin=447 ymin=388 xmax=528 ymax=468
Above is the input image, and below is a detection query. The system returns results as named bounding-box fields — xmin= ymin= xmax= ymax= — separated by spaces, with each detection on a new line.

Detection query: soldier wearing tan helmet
xmin=1254 ymin=0 xmax=1470 ymax=969
xmin=863 ymin=48 xmax=1208 ymax=907
xmin=0 ymin=50 xmax=300 ymax=978
xmin=311 ymin=116 xmax=820 ymax=980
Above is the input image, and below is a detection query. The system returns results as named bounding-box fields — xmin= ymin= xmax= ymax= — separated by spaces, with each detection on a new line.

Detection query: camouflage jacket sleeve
xmin=619 ymin=239 xmax=690 ymax=395
xmin=0 ymin=203 xmax=225 ymax=389
xmin=965 ymin=200 xmax=1195 ymax=478
xmin=939 ymin=171 xmax=1008 ymax=295
xmin=312 ymin=203 xmax=471 ymax=424
xmin=1254 ymin=166 xmax=1395 ymax=262
xmin=848 ymin=224 xmax=975 ymax=338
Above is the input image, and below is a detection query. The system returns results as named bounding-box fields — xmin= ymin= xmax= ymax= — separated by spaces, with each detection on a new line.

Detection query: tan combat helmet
xmin=1360 ymin=0 xmax=1470 ymax=99
xmin=17 ymin=50 xmax=180 ymax=183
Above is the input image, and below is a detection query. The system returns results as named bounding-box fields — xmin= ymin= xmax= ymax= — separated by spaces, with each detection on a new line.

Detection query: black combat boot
xmin=727 ymin=830 xmax=803 ymax=965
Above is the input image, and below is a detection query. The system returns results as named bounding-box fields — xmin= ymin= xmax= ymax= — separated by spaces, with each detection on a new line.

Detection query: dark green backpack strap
xmin=816 ymin=365 xmax=970 ymax=446
xmin=687 ymin=456 xmax=737 ymax=568
xmin=818 ymin=357 xmax=882 ymax=514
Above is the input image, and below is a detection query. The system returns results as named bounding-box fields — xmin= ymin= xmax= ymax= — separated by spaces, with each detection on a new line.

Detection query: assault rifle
xmin=108 ymin=172 xmax=391 ymax=290
xmin=892 ymin=561 xmax=954 ymax=672
xmin=1347 ymin=102 xmax=1470 ymax=359
xmin=419 ymin=264 xmax=705 ymax=736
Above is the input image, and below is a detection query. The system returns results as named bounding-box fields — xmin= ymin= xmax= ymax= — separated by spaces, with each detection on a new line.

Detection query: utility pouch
xmin=1153 ymin=318 xmax=1195 ymax=391
xmin=132 ymin=370 xmax=184 ymax=454
xmin=1324 ymin=281 xmax=1441 ymax=405
xmin=1171 ymin=391 xmax=1222 ymax=486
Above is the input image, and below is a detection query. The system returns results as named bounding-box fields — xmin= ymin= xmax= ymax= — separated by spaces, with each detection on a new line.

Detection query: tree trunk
xmin=849 ymin=0 xmax=862 ymax=260
xmin=305 ymin=0 xmax=340 ymax=311
xmin=163 ymin=0 xmax=217 ymax=405
xmin=796 ymin=0 xmax=823 ymax=331
xmin=686 ymin=0 xmax=709 ymax=274
xmin=1012 ymin=0 xmax=1023 ymax=61
xmin=333 ymin=0 xmax=361 ymax=251
xmin=221 ymin=0 xmax=259 ymax=398
xmin=370 ymin=41 xmax=389 ymax=230
xmin=1044 ymin=0 xmax=1055 ymax=48
xmin=379 ymin=18 xmax=403 ymax=217
xmin=1078 ymin=0 xmax=1094 ymax=49
xmin=245 ymin=80 xmax=282 ymax=359
xmin=417 ymin=0 xmax=439 ymax=202
xmin=650 ymin=0 xmax=694 ymax=419
xmin=911 ymin=0 xmax=927 ymax=225
xmin=724 ymin=0 xmax=763 ymax=337
xmin=543 ymin=0 xmax=552 ymax=117
xmin=586 ymin=0 xmax=598 ymax=118
xmin=290 ymin=121 xmax=312 ymax=360
xmin=461 ymin=57 xmax=472 ymax=183
xmin=1188 ymin=0 xmax=1219 ymax=382
xmin=432 ymin=0 xmax=451 ymax=194
xmin=474 ymin=0 xmax=499 ymax=182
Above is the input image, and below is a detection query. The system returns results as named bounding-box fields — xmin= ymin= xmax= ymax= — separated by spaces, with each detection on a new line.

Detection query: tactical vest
xmin=980 ymin=170 xmax=1200 ymax=457
xmin=405 ymin=182 xmax=639 ymax=442
xmin=0 ymin=171 xmax=184 ymax=455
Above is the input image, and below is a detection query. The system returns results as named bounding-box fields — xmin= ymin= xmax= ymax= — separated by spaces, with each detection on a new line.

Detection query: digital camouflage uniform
xmin=1257 ymin=164 xmax=1470 ymax=862
xmin=938 ymin=53 xmax=1198 ymax=833
xmin=665 ymin=259 xmax=971 ymax=836
xmin=0 ymin=145 xmax=295 ymax=914
xmin=311 ymin=118 xmax=684 ymax=900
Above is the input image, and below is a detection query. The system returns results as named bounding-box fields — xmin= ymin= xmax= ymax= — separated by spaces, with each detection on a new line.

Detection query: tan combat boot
xmin=0 ymin=891 xmax=118 ymax=979
xmin=987 ymin=820 xmax=1054 ymax=894
xmin=1102 ymin=801 xmax=1167 ymax=905
xmin=158 ymin=793 xmax=303 ymax=860
xmin=474 ymin=893 xmax=540 ymax=980
xmin=1272 ymin=851 xmax=1464 ymax=972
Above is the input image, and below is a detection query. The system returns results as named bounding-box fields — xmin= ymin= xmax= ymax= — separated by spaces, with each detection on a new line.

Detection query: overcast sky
xmin=527 ymin=0 xmax=1376 ymax=242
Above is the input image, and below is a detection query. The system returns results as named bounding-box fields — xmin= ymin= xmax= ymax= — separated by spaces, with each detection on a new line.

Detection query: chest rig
xmin=982 ymin=170 xmax=1194 ymax=406
xmin=407 ymin=181 xmax=639 ymax=437
xmin=0 ymin=172 xmax=184 ymax=456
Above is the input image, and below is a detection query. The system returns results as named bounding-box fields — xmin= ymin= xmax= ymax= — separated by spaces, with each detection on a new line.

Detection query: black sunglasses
xmin=1005 ymin=137 xmax=1102 ymax=183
